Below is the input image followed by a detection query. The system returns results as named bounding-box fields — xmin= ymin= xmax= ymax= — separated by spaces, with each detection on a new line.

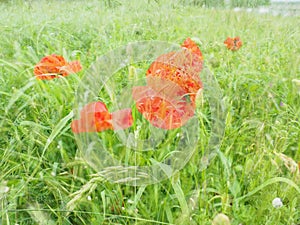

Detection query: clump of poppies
xmin=224 ymin=36 xmax=242 ymax=51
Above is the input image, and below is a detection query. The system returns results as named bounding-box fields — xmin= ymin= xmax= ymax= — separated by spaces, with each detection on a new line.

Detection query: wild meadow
xmin=0 ymin=0 xmax=299 ymax=224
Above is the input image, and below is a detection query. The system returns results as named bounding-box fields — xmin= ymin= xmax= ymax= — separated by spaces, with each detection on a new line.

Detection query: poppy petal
xmin=60 ymin=60 xmax=82 ymax=75
xmin=79 ymin=102 xmax=108 ymax=118
xmin=133 ymin=93 xmax=194 ymax=129
xmin=71 ymin=114 xmax=112 ymax=133
xmin=34 ymin=54 xmax=82 ymax=80
xmin=111 ymin=108 xmax=133 ymax=130
xmin=71 ymin=118 xmax=99 ymax=133
xmin=71 ymin=111 xmax=112 ymax=133
xmin=181 ymin=37 xmax=203 ymax=60
xmin=71 ymin=102 xmax=133 ymax=133
xmin=146 ymin=39 xmax=203 ymax=105
xmin=73 ymin=102 xmax=112 ymax=133
xmin=71 ymin=119 xmax=95 ymax=133
xmin=132 ymin=80 xmax=195 ymax=130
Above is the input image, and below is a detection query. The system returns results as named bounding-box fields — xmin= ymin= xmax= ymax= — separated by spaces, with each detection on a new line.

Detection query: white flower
xmin=272 ymin=197 xmax=283 ymax=208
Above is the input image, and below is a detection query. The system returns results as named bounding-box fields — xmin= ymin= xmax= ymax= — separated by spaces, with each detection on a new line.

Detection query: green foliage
xmin=171 ymin=0 xmax=270 ymax=7
xmin=230 ymin=0 xmax=270 ymax=7
xmin=179 ymin=0 xmax=225 ymax=7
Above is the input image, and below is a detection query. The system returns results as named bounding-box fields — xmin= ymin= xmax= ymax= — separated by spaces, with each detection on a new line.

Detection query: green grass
xmin=0 ymin=0 xmax=300 ymax=224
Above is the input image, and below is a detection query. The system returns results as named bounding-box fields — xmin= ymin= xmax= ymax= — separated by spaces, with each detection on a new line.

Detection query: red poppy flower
xmin=146 ymin=38 xmax=203 ymax=106
xmin=34 ymin=54 xmax=82 ymax=80
xmin=132 ymin=38 xmax=204 ymax=130
xmin=181 ymin=37 xmax=203 ymax=60
xmin=132 ymin=76 xmax=195 ymax=129
xmin=224 ymin=37 xmax=242 ymax=51
xmin=71 ymin=102 xmax=133 ymax=133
